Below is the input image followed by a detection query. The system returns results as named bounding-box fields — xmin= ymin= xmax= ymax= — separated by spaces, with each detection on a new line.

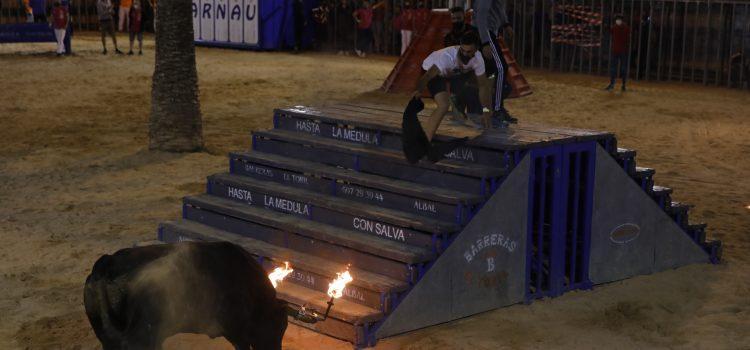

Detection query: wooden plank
xmin=232 ymin=151 xmax=484 ymax=205
xmin=278 ymin=282 xmax=383 ymax=325
xmin=253 ymin=136 xmax=489 ymax=195
xmin=229 ymin=154 xmax=472 ymax=225
xmin=306 ymin=105 xmax=577 ymax=148
xmin=331 ymin=102 xmax=614 ymax=140
xmin=210 ymin=173 xmax=459 ymax=234
xmin=207 ymin=177 xmax=439 ymax=249
xmin=652 ymin=185 xmax=673 ymax=195
xmin=274 ymin=114 xmax=509 ymax=167
xmin=254 ymin=129 xmax=507 ymax=179
xmin=185 ymin=194 xmax=435 ymax=264
xmin=159 ymin=220 xmax=409 ymax=293
xmin=182 ymin=203 xmax=416 ymax=286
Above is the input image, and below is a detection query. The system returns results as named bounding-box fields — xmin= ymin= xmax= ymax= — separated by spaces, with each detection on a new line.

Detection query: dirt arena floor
xmin=1 ymin=33 xmax=748 ymax=349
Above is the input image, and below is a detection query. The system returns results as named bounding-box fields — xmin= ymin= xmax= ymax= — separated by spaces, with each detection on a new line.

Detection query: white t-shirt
xmin=422 ymin=46 xmax=485 ymax=78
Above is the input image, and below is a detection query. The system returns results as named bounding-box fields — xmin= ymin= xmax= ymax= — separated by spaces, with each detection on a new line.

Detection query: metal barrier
xmin=317 ymin=0 xmax=749 ymax=89
xmin=3 ymin=0 xmax=746 ymax=89
xmin=509 ymin=0 xmax=750 ymax=88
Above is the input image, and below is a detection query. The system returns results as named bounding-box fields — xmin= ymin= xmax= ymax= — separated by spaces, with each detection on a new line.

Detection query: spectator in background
xmin=370 ymin=0 xmax=385 ymax=53
xmin=97 ymin=0 xmax=121 ymax=54
xmin=128 ymin=0 xmax=143 ymax=55
xmin=353 ymin=0 xmax=372 ymax=58
xmin=335 ymin=0 xmax=354 ymax=55
xmin=49 ymin=0 xmax=68 ymax=56
xmin=119 ymin=0 xmax=132 ymax=32
xmin=393 ymin=2 xmax=413 ymax=55
xmin=61 ymin=0 xmax=74 ymax=55
xmin=23 ymin=0 xmax=34 ymax=22
xmin=413 ymin=1 xmax=429 ymax=34
xmin=444 ymin=6 xmax=477 ymax=47
xmin=32 ymin=0 xmax=47 ymax=23
xmin=293 ymin=0 xmax=306 ymax=53
xmin=606 ymin=14 xmax=630 ymax=91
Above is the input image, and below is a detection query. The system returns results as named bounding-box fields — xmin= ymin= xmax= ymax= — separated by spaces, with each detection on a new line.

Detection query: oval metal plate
xmin=610 ymin=223 xmax=641 ymax=244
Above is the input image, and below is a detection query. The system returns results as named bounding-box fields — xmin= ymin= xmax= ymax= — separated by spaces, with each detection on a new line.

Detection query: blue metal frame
xmin=525 ymin=142 xmax=596 ymax=301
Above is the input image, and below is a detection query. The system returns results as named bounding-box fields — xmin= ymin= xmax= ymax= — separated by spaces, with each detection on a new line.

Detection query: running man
xmin=412 ymin=31 xmax=493 ymax=141
xmin=473 ymin=0 xmax=516 ymax=124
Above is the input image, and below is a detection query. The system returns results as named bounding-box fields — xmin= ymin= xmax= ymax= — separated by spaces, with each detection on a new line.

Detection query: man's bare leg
xmin=423 ymin=91 xmax=451 ymax=141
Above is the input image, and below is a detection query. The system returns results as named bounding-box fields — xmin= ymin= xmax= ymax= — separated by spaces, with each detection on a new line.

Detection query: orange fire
xmin=327 ymin=269 xmax=353 ymax=299
xmin=268 ymin=261 xmax=293 ymax=288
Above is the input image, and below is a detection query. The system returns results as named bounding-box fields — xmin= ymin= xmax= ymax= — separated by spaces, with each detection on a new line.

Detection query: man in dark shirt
xmin=473 ymin=0 xmax=516 ymax=125
xmin=606 ymin=14 xmax=630 ymax=91
xmin=444 ymin=6 xmax=478 ymax=47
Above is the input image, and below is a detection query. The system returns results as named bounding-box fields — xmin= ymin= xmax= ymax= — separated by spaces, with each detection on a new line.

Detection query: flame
xmin=268 ymin=261 xmax=293 ymax=288
xmin=327 ymin=269 xmax=353 ymax=299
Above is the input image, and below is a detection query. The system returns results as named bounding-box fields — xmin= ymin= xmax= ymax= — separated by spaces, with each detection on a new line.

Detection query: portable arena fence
xmin=312 ymin=0 xmax=750 ymax=90
xmin=156 ymin=103 xmax=721 ymax=348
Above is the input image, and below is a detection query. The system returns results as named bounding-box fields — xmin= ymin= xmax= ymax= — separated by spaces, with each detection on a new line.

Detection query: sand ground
xmin=0 ymin=33 xmax=748 ymax=350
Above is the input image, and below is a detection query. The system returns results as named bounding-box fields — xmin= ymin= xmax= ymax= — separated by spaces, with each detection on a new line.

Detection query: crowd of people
xmin=95 ymin=0 xmax=149 ymax=55
xmin=307 ymin=0 xmax=432 ymax=57
xmin=11 ymin=0 xmax=151 ymax=56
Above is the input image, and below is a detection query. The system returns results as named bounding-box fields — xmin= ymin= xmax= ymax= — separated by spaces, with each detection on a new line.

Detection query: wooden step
xmin=688 ymin=223 xmax=707 ymax=243
xmin=207 ymin=173 xmax=458 ymax=249
xmin=329 ymin=102 xmax=614 ymax=146
xmin=182 ymin=195 xmax=431 ymax=284
xmin=280 ymin=104 xmax=610 ymax=151
xmin=185 ymin=194 xmax=435 ymax=265
xmin=633 ymin=167 xmax=655 ymax=191
xmin=275 ymin=106 xmax=517 ymax=168
xmin=615 ymin=147 xmax=637 ymax=174
xmin=702 ymin=240 xmax=722 ymax=264
xmin=278 ymin=282 xmax=382 ymax=325
xmin=230 ymin=151 xmax=482 ymax=225
xmin=252 ymin=129 xmax=505 ymax=195
xmin=158 ymin=220 xmax=409 ymax=311
xmin=651 ymin=185 xmax=673 ymax=208
xmin=668 ymin=201 xmax=692 ymax=228
xmin=255 ymin=129 xmax=505 ymax=179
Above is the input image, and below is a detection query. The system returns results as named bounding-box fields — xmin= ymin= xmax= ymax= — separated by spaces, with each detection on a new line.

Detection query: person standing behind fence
xmin=353 ymin=0 xmax=372 ymax=58
xmin=23 ymin=0 xmax=34 ymax=22
xmin=394 ymin=3 xmax=413 ymax=55
xmin=335 ymin=0 xmax=354 ymax=55
xmin=606 ymin=14 xmax=630 ymax=91
xmin=473 ymin=0 xmax=516 ymax=125
xmin=119 ymin=0 xmax=132 ymax=31
xmin=98 ymin=0 xmax=122 ymax=54
xmin=370 ymin=0 xmax=385 ymax=53
xmin=49 ymin=1 xmax=68 ymax=56
xmin=128 ymin=0 xmax=143 ymax=55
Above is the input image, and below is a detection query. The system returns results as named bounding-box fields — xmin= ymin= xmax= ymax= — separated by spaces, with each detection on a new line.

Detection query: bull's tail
xmin=84 ymin=255 xmax=124 ymax=349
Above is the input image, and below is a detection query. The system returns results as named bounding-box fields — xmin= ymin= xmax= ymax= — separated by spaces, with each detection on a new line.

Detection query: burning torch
xmin=267 ymin=262 xmax=354 ymax=324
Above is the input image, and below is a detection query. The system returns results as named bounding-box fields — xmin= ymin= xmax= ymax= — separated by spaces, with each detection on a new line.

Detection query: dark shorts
xmin=425 ymin=72 xmax=474 ymax=97
xmin=426 ymin=75 xmax=449 ymax=96
xmin=100 ymin=18 xmax=115 ymax=32
xmin=130 ymin=31 xmax=143 ymax=41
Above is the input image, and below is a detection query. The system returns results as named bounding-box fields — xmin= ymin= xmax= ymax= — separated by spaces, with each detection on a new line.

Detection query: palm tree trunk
xmin=149 ymin=0 xmax=203 ymax=152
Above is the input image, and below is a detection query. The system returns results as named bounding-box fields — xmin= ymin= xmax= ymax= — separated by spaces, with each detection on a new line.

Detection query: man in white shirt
xmin=413 ymin=31 xmax=492 ymax=141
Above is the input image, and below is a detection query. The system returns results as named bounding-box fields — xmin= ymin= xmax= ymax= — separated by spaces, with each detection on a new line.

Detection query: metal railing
xmin=4 ymin=0 xmax=747 ymax=89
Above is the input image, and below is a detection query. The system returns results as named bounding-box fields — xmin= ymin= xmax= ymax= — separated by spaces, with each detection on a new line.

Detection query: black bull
xmin=84 ymin=241 xmax=288 ymax=350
